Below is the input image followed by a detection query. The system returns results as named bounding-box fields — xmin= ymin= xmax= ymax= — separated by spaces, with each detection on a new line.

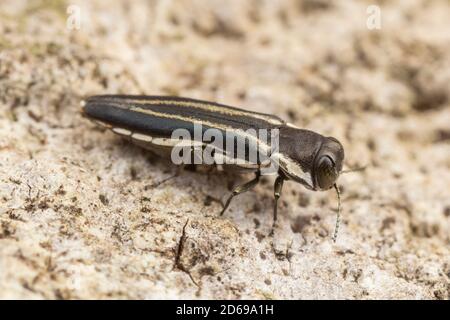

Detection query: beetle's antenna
xmin=341 ymin=165 xmax=366 ymax=174
xmin=332 ymin=183 xmax=341 ymax=242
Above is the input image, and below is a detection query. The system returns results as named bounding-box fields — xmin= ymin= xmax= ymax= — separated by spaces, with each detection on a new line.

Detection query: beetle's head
xmin=312 ymin=137 xmax=344 ymax=191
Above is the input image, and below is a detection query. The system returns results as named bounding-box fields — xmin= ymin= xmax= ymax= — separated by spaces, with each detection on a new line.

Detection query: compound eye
xmin=316 ymin=156 xmax=337 ymax=190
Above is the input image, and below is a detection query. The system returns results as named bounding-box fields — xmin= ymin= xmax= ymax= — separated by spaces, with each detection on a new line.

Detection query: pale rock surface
xmin=0 ymin=0 xmax=449 ymax=299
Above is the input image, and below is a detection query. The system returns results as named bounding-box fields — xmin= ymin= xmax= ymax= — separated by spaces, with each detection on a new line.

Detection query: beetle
xmin=81 ymin=95 xmax=345 ymax=240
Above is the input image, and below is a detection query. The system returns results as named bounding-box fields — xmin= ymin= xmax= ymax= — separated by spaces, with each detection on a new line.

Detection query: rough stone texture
xmin=0 ymin=0 xmax=449 ymax=299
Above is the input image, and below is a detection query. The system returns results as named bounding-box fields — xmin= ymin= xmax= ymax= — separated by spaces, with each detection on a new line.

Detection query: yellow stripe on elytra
xmin=116 ymin=98 xmax=284 ymax=126
xmin=129 ymin=106 xmax=273 ymax=152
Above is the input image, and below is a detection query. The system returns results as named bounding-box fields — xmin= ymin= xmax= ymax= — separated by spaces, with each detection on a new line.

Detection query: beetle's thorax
xmin=275 ymin=126 xmax=324 ymax=189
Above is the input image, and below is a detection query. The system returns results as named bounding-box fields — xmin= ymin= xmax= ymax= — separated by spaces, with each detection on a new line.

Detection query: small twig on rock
xmin=173 ymin=219 xmax=199 ymax=287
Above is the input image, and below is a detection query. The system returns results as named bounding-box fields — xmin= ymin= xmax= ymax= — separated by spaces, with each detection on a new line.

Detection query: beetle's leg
xmin=220 ymin=171 xmax=260 ymax=216
xmin=270 ymin=175 xmax=285 ymax=236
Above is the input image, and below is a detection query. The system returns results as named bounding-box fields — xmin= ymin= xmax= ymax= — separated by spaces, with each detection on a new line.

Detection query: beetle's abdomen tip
xmin=81 ymin=96 xmax=104 ymax=116
xmin=80 ymin=99 xmax=87 ymax=110
xmin=79 ymin=99 xmax=88 ymax=118
xmin=80 ymin=97 xmax=103 ymax=121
